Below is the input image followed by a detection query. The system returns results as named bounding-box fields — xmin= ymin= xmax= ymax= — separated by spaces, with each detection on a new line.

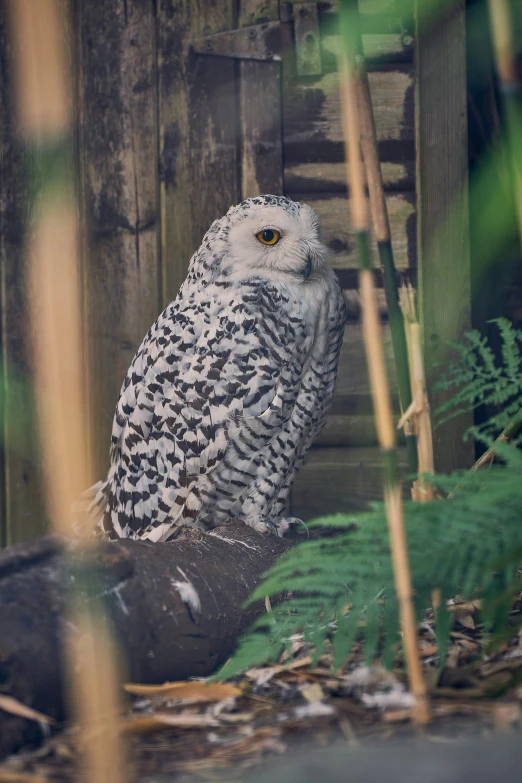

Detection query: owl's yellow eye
xmin=256 ymin=228 xmax=281 ymax=246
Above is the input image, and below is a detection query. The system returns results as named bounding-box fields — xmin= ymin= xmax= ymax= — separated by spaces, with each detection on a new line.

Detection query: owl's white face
xmin=224 ymin=203 xmax=328 ymax=284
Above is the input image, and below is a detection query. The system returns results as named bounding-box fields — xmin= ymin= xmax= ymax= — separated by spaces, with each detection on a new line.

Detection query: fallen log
xmin=0 ymin=523 xmax=293 ymax=758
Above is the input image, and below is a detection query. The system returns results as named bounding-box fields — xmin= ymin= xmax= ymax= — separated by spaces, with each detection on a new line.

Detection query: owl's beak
xmin=303 ymin=256 xmax=312 ymax=280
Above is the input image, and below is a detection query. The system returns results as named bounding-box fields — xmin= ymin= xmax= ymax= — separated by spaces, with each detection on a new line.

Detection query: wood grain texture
xmin=335 ymin=323 xmax=397 ymax=397
xmin=157 ymin=0 xmax=240 ymax=304
xmin=314 ymin=411 xmax=405 ymax=447
xmin=291 ymin=446 xmax=408 ymax=519
xmin=320 ymin=33 xmax=413 ymax=71
xmin=343 ymin=288 xmax=388 ymax=321
xmin=415 ymin=0 xmax=473 ymax=472
xmin=314 ymin=414 xmax=378 ymax=447
xmin=77 ymin=0 xmax=161 ymax=478
xmin=305 ymin=194 xmax=416 ymax=270
xmin=310 ymin=322 xmax=402 ymax=449
xmin=284 ymin=66 xmax=415 ymax=165
xmin=0 ymin=3 xmax=47 ymax=545
xmin=285 ymin=160 xmax=415 ymax=194
xmin=294 ymin=2 xmax=322 ymax=76
xmin=238 ymin=0 xmax=283 ymax=198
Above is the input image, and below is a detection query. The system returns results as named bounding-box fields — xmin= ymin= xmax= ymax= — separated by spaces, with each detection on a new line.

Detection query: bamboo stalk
xmin=398 ymin=285 xmax=436 ymax=501
xmin=338 ymin=0 xmax=429 ymax=725
xmin=354 ymin=54 xmax=418 ymax=476
xmin=471 ymin=408 xmax=522 ymax=470
xmin=7 ymin=2 xmax=125 ymax=780
xmin=487 ymin=0 xmax=522 ymax=247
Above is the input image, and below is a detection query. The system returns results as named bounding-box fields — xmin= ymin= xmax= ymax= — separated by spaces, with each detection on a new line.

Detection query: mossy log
xmin=0 ymin=524 xmax=292 ymax=758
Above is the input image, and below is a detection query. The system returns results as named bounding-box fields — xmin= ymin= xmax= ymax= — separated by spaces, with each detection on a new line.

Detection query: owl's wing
xmin=102 ymin=284 xmax=313 ymax=539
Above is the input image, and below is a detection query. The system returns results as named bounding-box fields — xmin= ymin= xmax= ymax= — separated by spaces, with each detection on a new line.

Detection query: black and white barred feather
xmin=81 ymin=195 xmax=346 ymax=541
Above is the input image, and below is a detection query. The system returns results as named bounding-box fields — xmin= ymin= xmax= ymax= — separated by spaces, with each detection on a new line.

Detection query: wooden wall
xmin=0 ymin=0 xmax=471 ymax=543
xmin=0 ymin=3 xmax=47 ymax=545
xmin=286 ymin=2 xmax=415 ymax=517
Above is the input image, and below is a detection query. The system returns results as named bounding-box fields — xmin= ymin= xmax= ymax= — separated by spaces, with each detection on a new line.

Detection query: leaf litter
xmin=3 ymin=594 xmax=522 ymax=781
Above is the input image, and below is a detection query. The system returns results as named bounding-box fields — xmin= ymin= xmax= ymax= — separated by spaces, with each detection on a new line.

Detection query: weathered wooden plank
xmin=192 ymin=27 xmax=412 ymax=66
xmin=335 ymin=323 xmax=397 ymax=397
xmin=0 ymin=3 xmax=47 ymax=545
xmin=312 ymin=322 xmax=400 ymax=449
xmin=304 ymin=193 xmax=415 ymax=270
xmin=284 ymin=66 xmax=415 ymax=164
xmin=239 ymin=1 xmax=283 ymax=198
xmin=292 ymin=323 xmax=401 ymax=508
xmin=77 ymin=0 xmax=160 ymax=477
xmin=314 ymin=412 xmax=405 ymax=447
xmin=415 ymin=0 xmax=473 ymax=472
xmin=240 ymin=60 xmax=283 ymax=197
xmin=334 ymin=267 xmax=415 ymax=292
xmin=320 ymin=33 xmax=413 ymax=71
xmin=285 ymin=160 xmax=415 ymax=194
xmin=157 ymin=0 xmax=240 ymax=304
xmin=343 ymin=288 xmax=388 ymax=321
xmin=291 ymin=446 xmax=408 ymax=519
xmin=314 ymin=415 xmax=377 ymax=447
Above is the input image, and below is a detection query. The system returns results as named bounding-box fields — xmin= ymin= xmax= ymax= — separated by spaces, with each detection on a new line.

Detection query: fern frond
xmin=217 ymin=325 xmax=522 ymax=679
xmin=218 ymin=449 xmax=522 ymax=678
xmin=435 ymin=318 xmax=522 ymax=442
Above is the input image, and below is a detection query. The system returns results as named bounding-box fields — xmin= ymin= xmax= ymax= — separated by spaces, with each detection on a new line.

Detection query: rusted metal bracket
xmin=192 ymin=22 xmax=282 ymax=62
xmin=191 ymin=3 xmax=323 ymax=75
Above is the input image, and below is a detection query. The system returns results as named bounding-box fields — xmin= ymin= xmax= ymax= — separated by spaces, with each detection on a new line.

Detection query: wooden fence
xmin=0 ymin=0 xmax=471 ymax=544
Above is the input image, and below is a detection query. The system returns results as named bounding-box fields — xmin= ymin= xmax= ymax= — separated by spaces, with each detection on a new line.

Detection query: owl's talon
xmin=276 ymin=516 xmax=309 ymax=538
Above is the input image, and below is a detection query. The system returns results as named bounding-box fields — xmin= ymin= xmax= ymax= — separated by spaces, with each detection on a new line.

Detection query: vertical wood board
xmin=238 ymin=0 xmax=283 ymax=198
xmin=157 ymin=0 xmax=240 ymax=305
xmin=0 ymin=1 xmax=47 ymax=544
xmin=77 ymin=0 xmax=160 ymax=477
xmin=415 ymin=0 xmax=473 ymax=472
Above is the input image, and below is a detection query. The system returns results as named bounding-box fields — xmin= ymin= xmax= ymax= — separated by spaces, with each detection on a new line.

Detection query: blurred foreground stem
xmin=354 ymin=54 xmax=418 ymax=476
xmin=338 ymin=0 xmax=429 ymax=725
xmin=487 ymin=0 xmax=522 ymax=247
xmin=398 ymin=285 xmax=435 ymax=501
xmin=8 ymin=1 xmax=125 ymax=780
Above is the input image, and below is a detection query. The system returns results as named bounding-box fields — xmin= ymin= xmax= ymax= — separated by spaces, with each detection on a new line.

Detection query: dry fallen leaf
xmin=493 ymin=702 xmax=521 ymax=732
xmin=301 ymin=683 xmax=325 ymax=704
xmin=217 ymin=712 xmax=254 ymax=724
xmin=0 ymin=695 xmax=54 ymax=726
xmin=382 ymin=708 xmax=413 ymax=723
xmin=0 ymin=772 xmax=49 ymax=783
xmin=122 ymin=712 xmax=219 ymax=734
xmin=419 ymin=643 xmax=439 ymax=658
xmin=449 ymin=600 xmax=481 ymax=614
xmin=445 ymin=645 xmax=461 ymax=670
xmin=338 ymin=717 xmax=359 ymax=747
xmin=245 ymin=656 xmax=312 ymax=682
xmin=457 ymin=614 xmax=476 ymax=630
xmin=123 ymin=681 xmax=240 ymax=702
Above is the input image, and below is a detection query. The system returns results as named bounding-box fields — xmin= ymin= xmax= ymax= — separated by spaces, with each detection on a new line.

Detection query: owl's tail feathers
xmin=71 ymin=479 xmax=107 ymax=538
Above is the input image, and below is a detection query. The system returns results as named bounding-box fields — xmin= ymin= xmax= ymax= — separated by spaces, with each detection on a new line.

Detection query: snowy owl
xmin=84 ymin=195 xmax=347 ymax=542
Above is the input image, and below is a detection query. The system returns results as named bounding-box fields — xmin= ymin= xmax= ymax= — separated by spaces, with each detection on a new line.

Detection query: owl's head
xmin=200 ymin=196 xmax=329 ymax=285
xmin=223 ymin=195 xmax=327 ymax=283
